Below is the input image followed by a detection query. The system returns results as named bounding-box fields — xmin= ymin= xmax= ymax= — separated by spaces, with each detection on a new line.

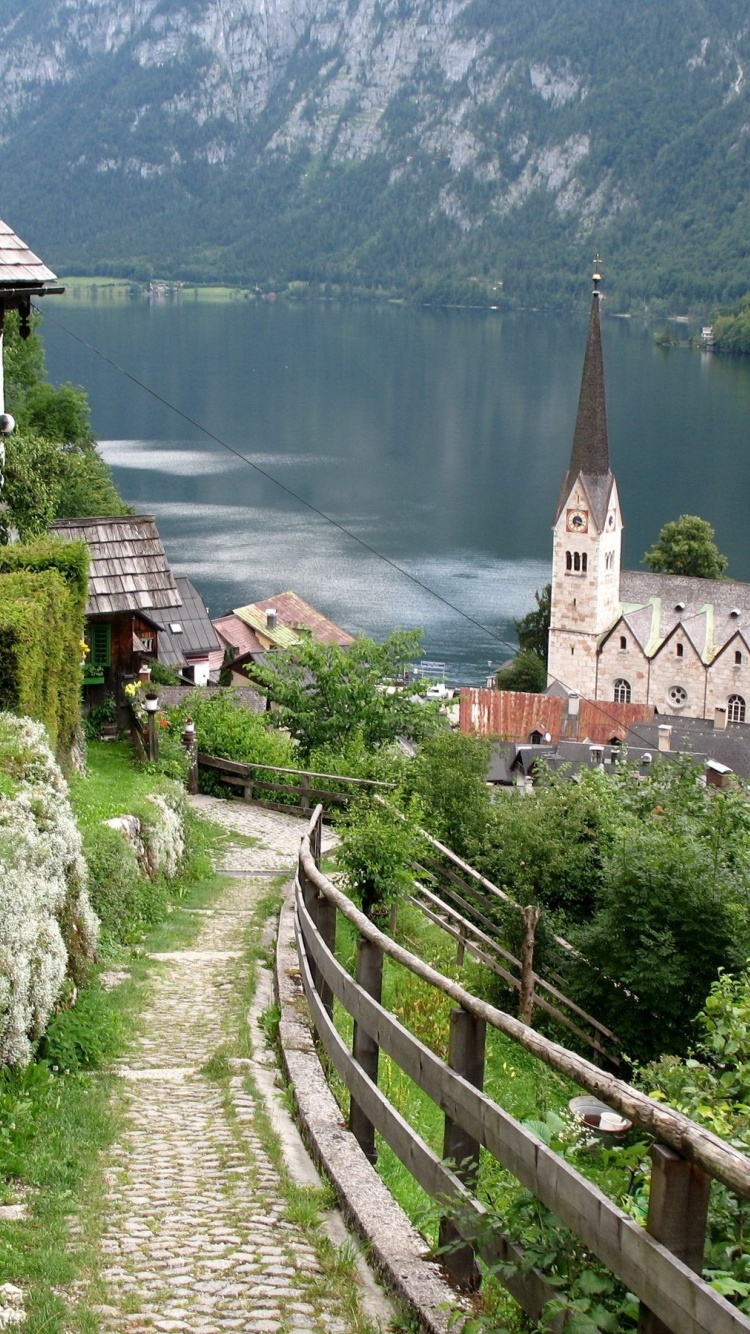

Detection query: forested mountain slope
xmin=1 ymin=0 xmax=749 ymax=307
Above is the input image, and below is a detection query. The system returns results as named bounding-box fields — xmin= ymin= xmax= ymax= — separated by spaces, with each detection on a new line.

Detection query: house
xmin=459 ymin=686 xmax=652 ymax=747
xmin=548 ymin=267 xmax=750 ymax=723
xmin=150 ymin=576 xmax=220 ymax=686
xmin=213 ymin=591 xmax=353 ymax=685
xmin=50 ymin=514 xmax=181 ymax=704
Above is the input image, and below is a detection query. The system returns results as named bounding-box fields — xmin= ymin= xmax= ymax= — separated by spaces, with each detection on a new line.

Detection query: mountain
xmin=1 ymin=0 xmax=750 ymax=308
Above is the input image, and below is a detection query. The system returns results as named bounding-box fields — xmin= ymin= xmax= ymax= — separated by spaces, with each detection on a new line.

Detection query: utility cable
xmin=36 ymin=302 xmax=668 ymax=750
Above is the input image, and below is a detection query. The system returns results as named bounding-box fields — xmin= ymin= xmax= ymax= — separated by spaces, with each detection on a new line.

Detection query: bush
xmin=0 ymin=537 xmax=88 ymax=757
xmin=167 ymin=690 xmax=296 ymax=793
xmin=406 ymin=729 xmax=491 ymax=858
xmin=337 ymin=795 xmax=424 ymax=921
xmin=0 ymin=714 xmax=99 ymax=1067
xmin=38 ymin=983 xmax=123 ymax=1073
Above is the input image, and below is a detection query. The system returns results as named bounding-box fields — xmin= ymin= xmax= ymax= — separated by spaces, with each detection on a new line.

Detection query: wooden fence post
xmin=147 ymin=711 xmax=158 ymax=763
xmin=243 ymin=773 xmax=254 ymax=804
xmin=310 ymin=815 xmax=322 ymax=867
xmin=349 ymin=938 xmax=383 ymax=1164
xmin=456 ymin=922 xmax=467 ymax=968
xmin=438 ymin=1006 xmax=486 ymax=1289
xmin=301 ymin=771 xmax=311 ymax=814
xmin=518 ymin=905 xmax=540 ymax=1026
xmin=637 ymin=1143 xmax=711 ymax=1334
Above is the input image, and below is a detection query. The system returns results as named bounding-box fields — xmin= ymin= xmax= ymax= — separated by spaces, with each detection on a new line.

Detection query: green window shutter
xmin=84 ymin=624 xmax=111 ymax=682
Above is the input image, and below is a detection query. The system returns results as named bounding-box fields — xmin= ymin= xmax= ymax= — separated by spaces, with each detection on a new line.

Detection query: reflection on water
xmin=42 ymin=301 xmax=750 ymax=683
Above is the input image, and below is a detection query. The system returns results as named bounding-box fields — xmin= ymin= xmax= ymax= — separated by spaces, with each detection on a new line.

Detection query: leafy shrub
xmin=38 ymin=984 xmax=123 ymax=1073
xmin=83 ymin=822 xmax=169 ymax=943
xmin=0 ymin=537 xmax=88 ymax=757
xmin=168 ymin=690 xmax=296 ymax=793
xmin=406 ymin=729 xmax=491 ymax=858
xmin=337 ymin=795 xmax=424 ymax=921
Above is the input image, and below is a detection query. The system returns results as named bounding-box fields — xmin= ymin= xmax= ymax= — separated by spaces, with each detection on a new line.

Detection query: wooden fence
xmin=197 ymin=751 xmax=620 ymax=1061
xmin=296 ymin=803 xmax=750 ymax=1334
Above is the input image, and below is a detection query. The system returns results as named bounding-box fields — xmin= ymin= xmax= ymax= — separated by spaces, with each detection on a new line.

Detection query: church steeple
xmin=547 ymin=258 xmax=623 ymax=699
xmin=555 ymin=258 xmax=611 ymax=524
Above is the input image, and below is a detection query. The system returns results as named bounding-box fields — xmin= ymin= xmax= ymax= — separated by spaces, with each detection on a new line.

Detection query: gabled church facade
xmin=548 ymin=271 xmax=750 ymax=724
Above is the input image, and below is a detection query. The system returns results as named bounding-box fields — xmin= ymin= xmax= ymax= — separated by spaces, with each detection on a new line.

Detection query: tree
xmin=643 ymin=514 xmax=728 ymax=579
xmin=337 ymin=795 xmax=424 ymax=921
xmin=407 ymin=729 xmax=491 ymax=859
xmin=514 ymin=583 xmax=551 ymax=663
xmin=252 ymin=631 xmax=440 ymax=756
xmin=0 ymin=311 xmax=129 ymax=541
xmin=495 ymin=649 xmax=547 ymax=694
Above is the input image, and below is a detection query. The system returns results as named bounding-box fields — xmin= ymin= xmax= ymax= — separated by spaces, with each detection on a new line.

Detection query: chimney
xmin=567 ymin=692 xmax=580 ymax=716
xmin=658 ymin=724 xmax=672 ymax=753
xmin=265 ymin=608 xmax=277 ymax=631
xmin=589 ymin=744 xmax=604 ymax=765
xmin=714 ymin=705 xmax=728 ymax=732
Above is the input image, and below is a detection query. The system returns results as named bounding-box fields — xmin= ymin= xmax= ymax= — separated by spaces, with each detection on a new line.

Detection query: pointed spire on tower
xmin=555 ymin=255 xmax=612 ymax=523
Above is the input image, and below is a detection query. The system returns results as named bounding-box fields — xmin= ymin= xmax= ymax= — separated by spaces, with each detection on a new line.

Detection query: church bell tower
xmin=547 ymin=261 xmax=623 ymax=699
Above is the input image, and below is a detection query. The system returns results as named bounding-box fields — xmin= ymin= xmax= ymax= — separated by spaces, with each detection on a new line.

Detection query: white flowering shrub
xmin=0 ymin=713 xmax=99 ymax=1067
xmin=139 ymin=785 xmax=187 ymax=881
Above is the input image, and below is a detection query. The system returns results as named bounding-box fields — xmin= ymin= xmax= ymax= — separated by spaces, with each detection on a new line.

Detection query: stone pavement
xmin=92 ymin=798 xmax=382 ymax=1334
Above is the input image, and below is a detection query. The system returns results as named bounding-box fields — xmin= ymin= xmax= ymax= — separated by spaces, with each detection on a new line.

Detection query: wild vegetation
xmin=1 ymin=310 xmax=129 ymax=542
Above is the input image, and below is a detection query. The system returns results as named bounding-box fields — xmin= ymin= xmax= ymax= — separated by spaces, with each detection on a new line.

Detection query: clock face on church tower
xmin=566 ymin=508 xmax=588 ymax=533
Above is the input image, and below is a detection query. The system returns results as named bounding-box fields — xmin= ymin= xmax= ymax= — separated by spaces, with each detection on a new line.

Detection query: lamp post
xmin=144 ymin=693 xmax=160 ymax=762
xmin=0 ymin=217 xmax=64 ymax=498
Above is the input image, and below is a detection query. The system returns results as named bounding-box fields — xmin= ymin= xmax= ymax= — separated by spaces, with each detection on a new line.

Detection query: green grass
xmin=69 ymin=740 xmax=173 ymax=829
xmin=0 ymin=847 xmax=228 ymax=1333
xmin=59 ymin=278 xmax=255 ymax=303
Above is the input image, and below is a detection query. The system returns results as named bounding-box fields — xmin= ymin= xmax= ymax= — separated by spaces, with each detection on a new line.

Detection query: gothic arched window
xmin=573 ymin=552 xmax=581 ymax=571
xmin=566 ymin=551 xmax=572 ymax=571
xmin=614 ymin=679 xmax=631 ymax=704
xmin=581 ymin=553 xmax=588 ymax=572
xmin=676 ymin=643 xmax=684 ymax=658
xmin=736 ymin=650 xmax=743 ymax=665
xmin=728 ymin=694 xmax=746 ymax=723
xmin=619 ymin=636 xmax=627 ymax=650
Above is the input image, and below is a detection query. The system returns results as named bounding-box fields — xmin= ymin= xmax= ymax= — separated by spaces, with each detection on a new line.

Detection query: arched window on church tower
xmin=728 ymin=695 xmax=746 ymax=723
xmin=614 ymin=679 xmax=631 ymax=704
xmin=581 ymin=553 xmax=588 ymax=572
xmin=676 ymin=643 xmax=684 ymax=658
xmin=566 ymin=551 xmax=572 ymax=571
xmin=573 ymin=552 xmax=580 ymax=571
xmin=735 ymin=650 xmax=742 ymax=665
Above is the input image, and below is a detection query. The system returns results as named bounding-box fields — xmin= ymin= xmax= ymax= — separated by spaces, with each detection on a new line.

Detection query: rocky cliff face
xmin=1 ymin=0 xmax=749 ymax=305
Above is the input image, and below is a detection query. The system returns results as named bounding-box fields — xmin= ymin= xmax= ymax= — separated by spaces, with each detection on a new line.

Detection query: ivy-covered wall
xmin=0 ymin=538 xmax=88 ymax=756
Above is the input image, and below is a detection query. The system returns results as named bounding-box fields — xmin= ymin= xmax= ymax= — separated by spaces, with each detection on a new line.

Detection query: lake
xmin=41 ymin=294 xmax=750 ymax=684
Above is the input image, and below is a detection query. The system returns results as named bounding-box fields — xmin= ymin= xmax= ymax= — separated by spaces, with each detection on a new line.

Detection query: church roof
xmin=555 ymin=292 xmax=612 ymax=526
xmin=619 ymin=570 xmax=750 ymax=661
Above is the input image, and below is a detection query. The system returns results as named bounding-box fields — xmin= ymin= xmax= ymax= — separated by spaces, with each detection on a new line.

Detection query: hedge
xmin=0 ymin=538 xmax=88 ymax=755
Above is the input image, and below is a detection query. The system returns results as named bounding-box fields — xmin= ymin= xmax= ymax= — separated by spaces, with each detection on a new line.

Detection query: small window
xmin=736 ymin=650 xmax=743 ymax=665
xmin=84 ymin=623 xmax=111 ymax=682
xmin=619 ymin=636 xmax=627 ymax=650
xmin=571 ymin=647 xmax=575 ymax=656
xmin=676 ymin=643 xmax=684 ymax=658
xmin=566 ymin=552 xmax=572 ymax=571
xmin=668 ymin=685 xmax=688 ymax=709
xmin=574 ymin=552 xmax=581 ymax=571
xmin=614 ymin=679 xmax=631 ymax=704
xmin=728 ymin=694 xmax=746 ymax=723
xmin=605 ymin=551 xmax=614 ymax=571
xmin=582 ymin=553 xmax=588 ymax=573
xmin=530 ymin=730 xmax=544 ymax=745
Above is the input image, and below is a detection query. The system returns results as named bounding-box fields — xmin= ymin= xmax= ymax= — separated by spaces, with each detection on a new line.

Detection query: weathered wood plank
xmin=299 ymin=834 xmax=750 ymax=1202
xmin=297 ymin=886 xmax=750 ymax=1333
xmin=295 ymin=906 xmax=560 ymax=1326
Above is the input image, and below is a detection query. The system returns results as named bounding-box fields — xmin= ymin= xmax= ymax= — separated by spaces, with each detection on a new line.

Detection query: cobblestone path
xmin=93 ymin=800 xmax=375 ymax=1334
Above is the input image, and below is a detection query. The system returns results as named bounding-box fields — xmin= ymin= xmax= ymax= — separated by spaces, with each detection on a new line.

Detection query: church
xmin=548 ymin=270 xmax=750 ymax=725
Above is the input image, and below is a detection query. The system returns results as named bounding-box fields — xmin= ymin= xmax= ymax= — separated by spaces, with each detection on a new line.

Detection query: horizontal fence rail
xmin=295 ymin=804 xmax=750 ymax=1334
xmin=197 ymin=751 xmax=640 ymax=1062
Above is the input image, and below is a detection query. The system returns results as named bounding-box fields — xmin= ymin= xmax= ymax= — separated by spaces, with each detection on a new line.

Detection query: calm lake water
xmin=41 ymin=296 xmax=750 ymax=684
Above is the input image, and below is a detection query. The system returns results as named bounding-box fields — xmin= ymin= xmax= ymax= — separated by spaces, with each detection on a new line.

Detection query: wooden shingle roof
xmin=0 ymin=218 xmax=57 ymax=286
xmin=50 ymin=515 xmax=182 ymax=616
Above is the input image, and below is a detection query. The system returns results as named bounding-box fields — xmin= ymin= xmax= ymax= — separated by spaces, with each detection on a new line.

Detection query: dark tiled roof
xmin=0 ymin=217 xmax=56 ymax=285
xmin=51 ymin=515 xmax=181 ymax=616
xmin=151 ymin=577 xmax=220 ymax=665
xmin=622 ymin=716 xmax=750 ymax=777
xmin=156 ymin=684 xmax=267 ymax=715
